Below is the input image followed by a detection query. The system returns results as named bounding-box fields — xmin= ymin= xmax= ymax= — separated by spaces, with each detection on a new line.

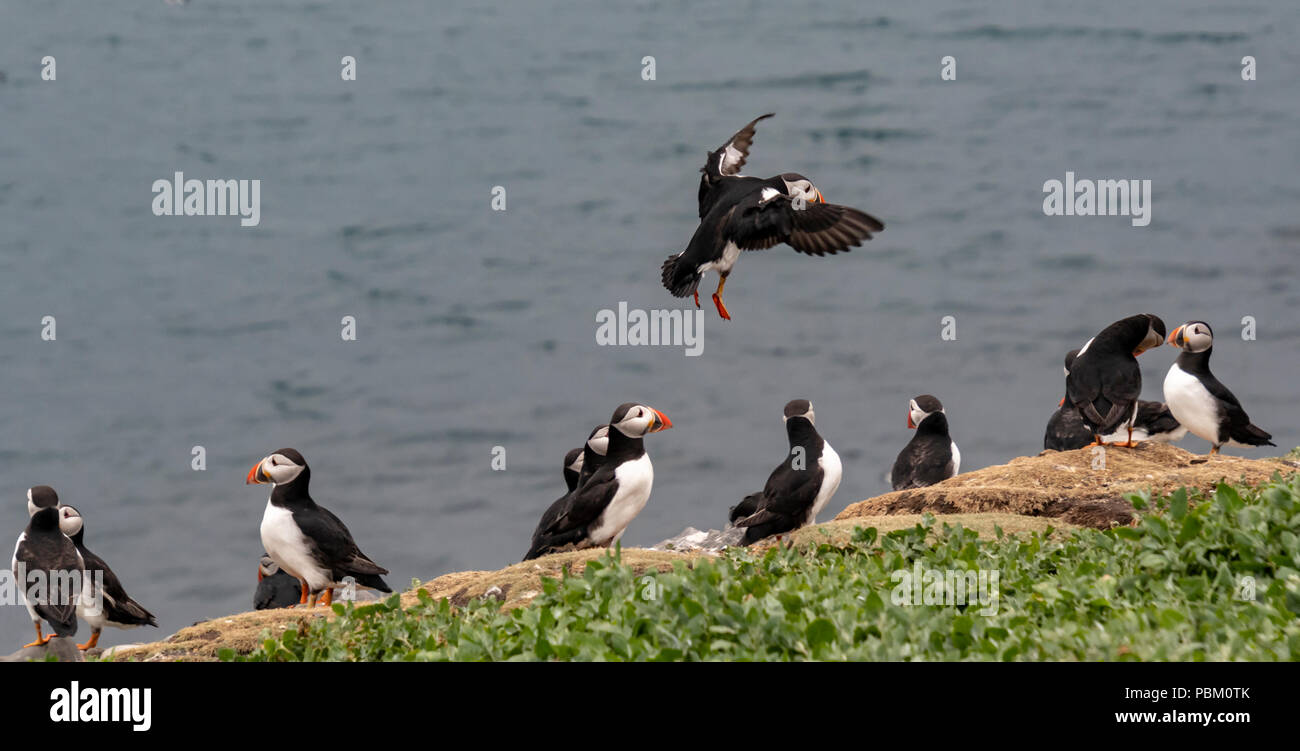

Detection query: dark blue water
xmin=2 ymin=0 xmax=1298 ymax=646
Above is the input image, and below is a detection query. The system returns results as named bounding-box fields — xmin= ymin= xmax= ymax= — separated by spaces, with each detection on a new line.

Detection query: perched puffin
xmin=890 ymin=396 xmax=961 ymax=490
xmin=55 ymin=505 xmax=157 ymax=650
xmin=661 ymin=114 xmax=885 ymax=320
xmin=246 ymin=448 xmax=391 ymax=607
xmin=1065 ymin=314 xmax=1166 ymax=446
xmin=728 ymin=399 xmax=842 ymax=545
xmin=523 ymin=404 xmax=671 ymax=561
xmin=12 ymin=486 xmax=82 ymax=647
xmin=562 ymin=448 xmax=585 ymax=493
xmin=1163 ymin=321 xmax=1274 ymax=455
xmin=1046 ymin=349 xmax=1185 ymax=450
xmin=255 ymin=555 xmax=306 ymax=610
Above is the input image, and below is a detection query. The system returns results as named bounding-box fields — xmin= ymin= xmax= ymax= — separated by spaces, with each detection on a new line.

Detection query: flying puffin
xmin=890 ymin=396 xmax=961 ymax=490
xmin=246 ymin=448 xmax=392 ymax=607
xmin=1163 ymin=321 xmax=1274 ymax=456
xmin=728 ymin=399 xmax=842 ymax=545
xmin=562 ymin=448 xmax=584 ymax=493
xmin=12 ymin=486 xmax=82 ymax=648
xmin=523 ymin=404 xmax=671 ymax=561
xmin=1046 ymin=349 xmax=1185 ymax=450
xmin=1065 ymin=314 xmax=1166 ymax=447
xmin=55 ymin=505 xmax=157 ymax=650
xmin=255 ymin=554 xmax=306 ymax=610
xmin=661 ymin=113 xmax=885 ymax=320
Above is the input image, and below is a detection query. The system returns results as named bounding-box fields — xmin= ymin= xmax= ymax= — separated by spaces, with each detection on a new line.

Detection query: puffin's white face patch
xmin=58 ymin=507 xmax=83 ymax=537
xmin=587 ymin=426 xmax=610 ymax=456
xmin=263 ymin=454 xmax=305 ymax=485
xmin=614 ymin=405 xmax=655 ymax=437
xmin=760 ymin=186 xmax=781 ymax=203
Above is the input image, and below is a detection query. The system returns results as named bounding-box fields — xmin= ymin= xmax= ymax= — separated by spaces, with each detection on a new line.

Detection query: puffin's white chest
xmin=948 ymin=441 xmax=962 ymax=477
xmin=1163 ymin=364 xmax=1222 ymax=444
xmin=698 ymin=241 xmax=741 ymax=275
xmin=806 ymin=442 xmax=843 ymax=525
xmin=588 ymin=454 xmax=654 ymax=546
xmin=260 ymin=500 xmax=329 ymax=589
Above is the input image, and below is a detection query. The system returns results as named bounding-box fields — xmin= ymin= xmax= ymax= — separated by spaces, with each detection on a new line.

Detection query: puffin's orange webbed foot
xmin=712 ymin=293 xmax=731 ymax=321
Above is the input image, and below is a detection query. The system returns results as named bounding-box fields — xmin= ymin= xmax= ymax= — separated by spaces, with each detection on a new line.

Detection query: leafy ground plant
xmin=227 ymin=474 xmax=1300 ymax=662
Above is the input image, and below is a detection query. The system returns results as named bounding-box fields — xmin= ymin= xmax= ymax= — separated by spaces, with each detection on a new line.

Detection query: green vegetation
xmin=227 ymin=474 xmax=1300 ymax=662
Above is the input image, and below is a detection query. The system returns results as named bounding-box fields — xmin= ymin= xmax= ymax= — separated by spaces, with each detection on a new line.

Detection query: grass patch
xmin=228 ymin=475 xmax=1300 ymax=662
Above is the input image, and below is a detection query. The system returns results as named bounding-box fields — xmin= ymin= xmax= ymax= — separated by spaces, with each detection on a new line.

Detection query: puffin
xmin=56 ymin=505 xmax=158 ymax=650
xmin=661 ymin=113 xmax=885 ymax=320
xmin=728 ymin=399 xmax=842 ymax=545
xmin=1046 ymin=349 xmax=1185 ymax=450
xmin=255 ymin=554 xmax=306 ymax=610
xmin=12 ymin=486 xmax=82 ymax=648
xmin=890 ymin=396 xmax=961 ymax=490
xmin=246 ymin=448 xmax=392 ymax=607
xmin=1065 ymin=314 xmax=1166 ymax=447
xmin=1163 ymin=321 xmax=1274 ymax=455
xmin=523 ymin=404 xmax=671 ymax=561
xmin=562 ymin=448 xmax=585 ymax=493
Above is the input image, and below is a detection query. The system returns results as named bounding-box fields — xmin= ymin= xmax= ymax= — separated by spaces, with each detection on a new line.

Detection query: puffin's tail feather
xmin=661 ymin=253 xmax=700 ymax=298
xmin=1235 ymin=423 xmax=1275 ymax=447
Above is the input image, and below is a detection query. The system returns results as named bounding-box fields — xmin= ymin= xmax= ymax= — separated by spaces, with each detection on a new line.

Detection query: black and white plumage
xmin=728 ymin=399 xmax=842 ymax=545
xmin=246 ymin=448 xmax=391 ymax=607
xmin=12 ymin=486 xmax=82 ymax=648
xmin=1045 ymin=349 xmax=1185 ymax=451
xmin=562 ymin=448 xmax=585 ymax=493
xmin=255 ymin=555 xmax=305 ymax=610
xmin=1163 ymin=321 xmax=1274 ymax=455
xmin=1065 ymin=314 xmax=1166 ymax=446
xmin=890 ymin=396 xmax=961 ymax=491
xmin=575 ymin=424 xmax=610 ymax=489
xmin=56 ymin=505 xmax=157 ymax=650
xmin=661 ymin=113 xmax=884 ymax=320
xmin=523 ymin=404 xmax=671 ymax=561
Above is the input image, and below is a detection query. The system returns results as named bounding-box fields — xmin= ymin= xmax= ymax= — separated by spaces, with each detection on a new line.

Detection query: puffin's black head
xmin=258 ymin=555 xmax=279 ymax=581
xmin=778 ymin=173 xmax=824 ymax=205
xmin=782 ymin=399 xmax=815 ymax=425
xmin=586 ymin=424 xmax=611 ymax=455
xmin=563 ymin=447 xmax=584 ymax=475
xmin=246 ymin=448 xmax=309 ymax=487
xmin=1133 ymin=314 xmax=1166 ymax=356
xmin=907 ymin=395 xmax=945 ymax=429
xmin=609 ymin=403 xmax=673 ymax=438
xmin=1063 ymin=349 xmax=1080 ymax=375
xmin=1168 ymin=320 xmax=1213 ymax=353
xmin=57 ymin=504 xmax=84 ymax=540
xmin=27 ymin=485 xmax=59 ymax=517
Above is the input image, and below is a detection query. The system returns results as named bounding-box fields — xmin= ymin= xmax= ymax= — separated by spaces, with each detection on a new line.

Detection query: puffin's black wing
xmin=1043 ymin=403 xmax=1092 ymax=451
xmin=15 ymin=536 xmax=81 ymax=636
xmin=80 ymin=547 xmax=157 ymax=627
xmin=296 ymin=505 xmax=389 ymax=579
xmin=727 ymin=195 xmax=884 ymax=257
xmin=702 ymin=114 xmax=773 ymax=182
xmin=1196 ymin=373 xmax=1275 ymax=446
xmin=1067 ymin=359 xmax=1139 ymax=433
xmin=524 ymin=469 xmax=620 ymax=559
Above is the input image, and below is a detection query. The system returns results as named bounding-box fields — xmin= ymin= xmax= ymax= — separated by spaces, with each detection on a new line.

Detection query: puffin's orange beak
xmin=246 ymin=461 xmax=267 ymax=485
xmin=1167 ymin=325 xmax=1184 ymax=347
xmin=650 ymin=409 xmax=673 ymax=432
xmin=816 ymin=190 xmax=825 ymax=204
xmin=257 ymin=567 xmax=264 ymax=582
xmin=1059 ymin=397 xmax=1066 ymax=407
xmin=907 ymin=411 xmax=915 ymax=429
